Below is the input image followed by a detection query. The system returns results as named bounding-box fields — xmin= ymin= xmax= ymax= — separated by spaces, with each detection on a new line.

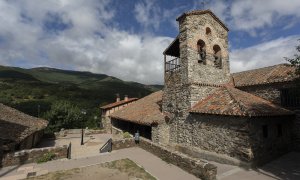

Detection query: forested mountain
xmin=0 ymin=65 xmax=163 ymax=129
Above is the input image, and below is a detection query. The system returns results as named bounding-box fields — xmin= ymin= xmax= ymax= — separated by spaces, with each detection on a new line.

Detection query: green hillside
xmin=0 ymin=65 xmax=163 ymax=130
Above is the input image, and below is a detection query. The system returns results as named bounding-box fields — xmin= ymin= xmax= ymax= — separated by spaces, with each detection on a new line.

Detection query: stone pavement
xmin=37 ymin=133 xmax=112 ymax=159
xmin=217 ymin=152 xmax=300 ymax=180
xmin=1 ymin=134 xmax=299 ymax=180
xmin=0 ymin=147 xmax=199 ymax=180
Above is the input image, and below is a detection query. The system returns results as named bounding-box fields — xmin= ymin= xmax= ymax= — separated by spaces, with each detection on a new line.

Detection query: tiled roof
xmin=232 ymin=64 xmax=297 ymax=87
xmin=100 ymin=98 xmax=138 ymax=110
xmin=176 ymin=9 xmax=229 ymax=31
xmin=190 ymin=86 xmax=294 ymax=117
xmin=110 ymin=91 xmax=165 ymax=126
xmin=0 ymin=103 xmax=48 ymax=143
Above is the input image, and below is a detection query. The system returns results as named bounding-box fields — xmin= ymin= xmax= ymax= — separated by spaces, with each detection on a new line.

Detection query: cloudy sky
xmin=0 ymin=0 xmax=300 ymax=84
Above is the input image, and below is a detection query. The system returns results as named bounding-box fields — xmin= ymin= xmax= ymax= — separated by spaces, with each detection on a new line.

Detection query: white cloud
xmin=133 ymin=0 xmax=184 ymax=31
xmin=0 ymin=0 xmax=299 ymax=85
xmin=0 ymin=0 xmax=172 ymax=84
xmin=207 ymin=0 xmax=300 ymax=35
xmin=230 ymin=35 xmax=300 ymax=73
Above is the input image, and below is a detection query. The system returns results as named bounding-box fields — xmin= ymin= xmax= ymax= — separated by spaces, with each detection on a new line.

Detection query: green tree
xmin=43 ymin=101 xmax=85 ymax=132
xmin=285 ymin=39 xmax=300 ymax=75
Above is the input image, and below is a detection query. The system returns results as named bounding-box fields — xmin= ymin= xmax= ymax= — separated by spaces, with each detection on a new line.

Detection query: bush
xmin=123 ymin=132 xmax=132 ymax=139
xmin=36 ymin=152 xmax=56 ymax=163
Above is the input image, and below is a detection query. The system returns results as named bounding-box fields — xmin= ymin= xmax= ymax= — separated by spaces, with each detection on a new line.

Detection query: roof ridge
xmin=224 ymin=86 xmax=248 ymax=116
xmin=232 ymin=63 xmax=291 ymax=75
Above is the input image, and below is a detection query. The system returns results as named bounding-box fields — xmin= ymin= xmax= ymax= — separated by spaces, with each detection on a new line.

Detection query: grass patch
xmin=36 ymin=152 xmax=56 ymax=164
xmin=27 ymin=159 xmax=156 ymax=180
xmin=101 ymin=158 xmax=156 ymax=180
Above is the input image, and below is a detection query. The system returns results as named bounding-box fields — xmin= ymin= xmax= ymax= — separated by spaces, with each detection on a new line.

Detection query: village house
xmin=104 ymin=9 xmax=299 ymax=166
xmin=0 ymin=103 xmax=48 ymax=152
xmin=100 ymin=95 xmax=138 ymax=133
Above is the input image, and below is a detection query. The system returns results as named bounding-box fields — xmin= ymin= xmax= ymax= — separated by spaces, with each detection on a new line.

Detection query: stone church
xmin=106 ymin=9 xmax=299 ymax=166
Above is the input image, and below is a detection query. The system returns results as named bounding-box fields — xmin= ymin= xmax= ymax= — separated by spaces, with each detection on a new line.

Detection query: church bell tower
xmin=162 ymin=10 xmax=230 ymax=132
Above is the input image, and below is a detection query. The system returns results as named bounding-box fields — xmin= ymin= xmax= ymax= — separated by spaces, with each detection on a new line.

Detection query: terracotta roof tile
xmin=110 ymin=91 xmax=165 ymax=126
xmin=0 ymin=103 xmax=48 ymax=143
xmin=100 ymin=98 xmax=138 ymax=110
xmin=232 ymin=64 xmax=297 ymax=87
xmin=190 ymin=86 xmax=294 ymax=117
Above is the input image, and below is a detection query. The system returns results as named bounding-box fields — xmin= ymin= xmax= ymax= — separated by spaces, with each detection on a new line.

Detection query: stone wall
xmin=171 ymin=114 xmax=293 ymax=165
xmin=1 ymin=145 xmax=68 ymax=167
xmin=19 ymin=130 xmax=44 ymax=150
xmin=176 ymin=114 xmax=252 ymax=162
xmin=249 ymin=116 xmax=293 ymax=165
xmin=238 ymin=83 xmax=299 ymax=152
xmin=237 ymin=82 xmax=294 ymax=105
xmin=151 ymin=123 xmax=170 ymax=144
xmin=112 ymin=138 xmax=217 ymax=180
xmin=112 ymin=138 xmax=136 ymax=150
xmin=102 ymin=116 xmax=112 ymax=133
xmin=293 ymin=110 xmax=300 ymax=151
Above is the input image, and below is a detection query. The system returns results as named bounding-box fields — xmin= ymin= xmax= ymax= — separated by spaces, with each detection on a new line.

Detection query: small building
xmin=0 ymin=103 xmax=48 ymax=152
xmin=100 ymin=95 xmax=138 ymax=132
xmin=232 ymin=64 xmax=300 ymax=150
xmin=110 ymin=91 xmax=169 ymax=143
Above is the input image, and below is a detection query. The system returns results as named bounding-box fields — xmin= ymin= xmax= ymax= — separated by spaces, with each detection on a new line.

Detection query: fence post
xmin=67 ymin=142 xmax=72 ymax=159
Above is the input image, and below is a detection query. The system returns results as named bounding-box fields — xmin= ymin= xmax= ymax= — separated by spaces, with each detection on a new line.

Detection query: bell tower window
xmin=206 ymin=27 xmax=211 ymax=35
xmin=213 ymin=45 xmax=222 ymax=69
xmin=197 ymin=40 xmax=206 ymax=63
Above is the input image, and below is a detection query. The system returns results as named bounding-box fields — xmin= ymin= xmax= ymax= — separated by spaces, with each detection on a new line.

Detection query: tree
xmin=43 ymin=101 xmax=85 ymax=132
xmin=285 ymin=39 xmax=300 ymax=75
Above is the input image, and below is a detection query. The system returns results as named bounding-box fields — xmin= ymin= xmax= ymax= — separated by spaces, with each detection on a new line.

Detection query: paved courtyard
xmin=38 ymin=133 xmax=112 ymax=158
xmin=0 ymin=134 xmax=299 ymax=180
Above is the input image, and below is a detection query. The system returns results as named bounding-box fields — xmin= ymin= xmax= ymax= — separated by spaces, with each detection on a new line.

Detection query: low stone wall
xmin=1 ymin=145 xmax=68 ymax=167
xmin=112 ymin=126 xmax=124 ymax=136
xmin=112 ymin=138 xmax=217 ymax=180
xmin=112 ymin=138 xmax=135 ymax=150
xmin=174 ymin=144 xmax=251 ymax=168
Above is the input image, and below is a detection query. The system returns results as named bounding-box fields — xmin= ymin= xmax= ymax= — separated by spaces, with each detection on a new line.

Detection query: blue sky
xmin=0 ymin=0 xmax=300 ymax=84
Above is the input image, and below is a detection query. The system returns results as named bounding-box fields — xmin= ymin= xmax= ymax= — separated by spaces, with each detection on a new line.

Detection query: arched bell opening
xmin=213 ymin=45 xmax=222 ymax=69
xmin=197 ymin=39 xmax=206 ymax=63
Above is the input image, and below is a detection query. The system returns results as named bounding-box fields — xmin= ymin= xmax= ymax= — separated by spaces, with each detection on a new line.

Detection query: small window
xmin=277 ymin=124 xmax=283 ymax=137
xmin=262 ymin=125 xmax=268 ymax=138
xmin=281 ymin=88 xmax=300 ymax=107
xmin=206 ymin=27 xmax=211 ymax=35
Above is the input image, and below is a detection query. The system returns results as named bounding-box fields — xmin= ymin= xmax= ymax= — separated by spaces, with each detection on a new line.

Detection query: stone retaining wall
xmin=1 ymin=145 xmax=68 ymax=167
xmin=112 ymin=138 xmax=217 ymax=180
xmin=112 ymin=138 xmax=136 ymax=150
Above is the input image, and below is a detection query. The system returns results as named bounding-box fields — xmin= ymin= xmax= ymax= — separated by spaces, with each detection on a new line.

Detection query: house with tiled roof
xmin=104 ymin=9 xmax=299 ymax=166
xmin=0 ymin=103 xmax=48 ymax=152
xmin=100 ymin=95 xmax=138 ymax=132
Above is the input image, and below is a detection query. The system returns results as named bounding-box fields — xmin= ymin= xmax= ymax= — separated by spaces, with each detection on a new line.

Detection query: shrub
xmin=37 ymin=152 xmax=56 ymax=163
xmin=123 ymin=132 xmax=131 ymax=139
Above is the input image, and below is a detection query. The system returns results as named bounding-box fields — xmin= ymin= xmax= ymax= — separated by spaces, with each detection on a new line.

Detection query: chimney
xmin=116 ymin=94 xmax=120 ymax=102
xmin=124 ymin=95 xmax=128 ymax=101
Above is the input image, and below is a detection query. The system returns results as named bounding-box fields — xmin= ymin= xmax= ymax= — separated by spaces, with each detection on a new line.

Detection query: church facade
xmin=107 ymin=9 xmax=299 ymax=166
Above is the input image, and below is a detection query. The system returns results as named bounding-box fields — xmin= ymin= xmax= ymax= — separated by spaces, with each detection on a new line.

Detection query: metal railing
xmin=99 ymin=138 xmax=112 ymax=153
xmin=165 ymin=58 xmax=180 ymax=72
